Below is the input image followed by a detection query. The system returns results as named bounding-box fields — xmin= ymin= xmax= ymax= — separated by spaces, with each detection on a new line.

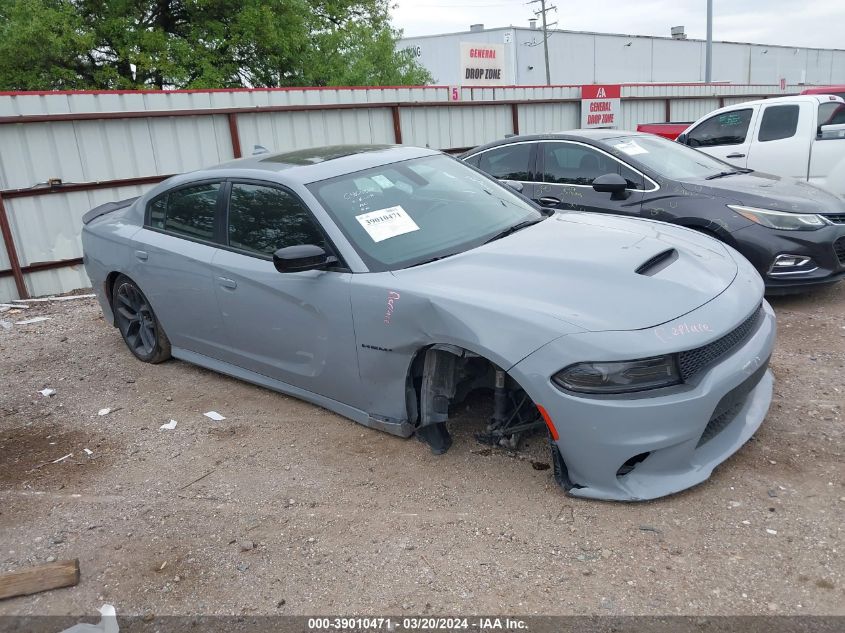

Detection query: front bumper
xmin=731 ymin=223 xmax=845 ymax=293
xmin=510 ymin=292 xmax=776 ymax=501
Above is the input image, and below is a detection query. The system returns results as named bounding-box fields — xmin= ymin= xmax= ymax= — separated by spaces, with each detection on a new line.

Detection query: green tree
xmin=0 ymin=0 xmax=431 ymax=90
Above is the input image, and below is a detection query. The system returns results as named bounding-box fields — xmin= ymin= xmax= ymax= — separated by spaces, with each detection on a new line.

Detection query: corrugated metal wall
xmin=669 ymin=98 xmax=722 ymax=123
xmin=0 ymin=86 xmax=449 ymax=117
xmin=518 ymin=103 xmax=580 ymax=134
xmin=400 ymin=105 xmax=512 ymax=148
xmin=0 ymin=83 xmax=800 ymax=300
xmin=237 ymin=108 xmax=395 ymax=154
xmin=0 ymin=116 xmax=234 ymax=189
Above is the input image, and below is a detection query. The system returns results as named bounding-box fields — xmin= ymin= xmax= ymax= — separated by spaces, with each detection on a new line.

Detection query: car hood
xmin=392 ymin=212 xmax=738 ymax=333
xmin=681 ymin=171 xmax=845 ymax=214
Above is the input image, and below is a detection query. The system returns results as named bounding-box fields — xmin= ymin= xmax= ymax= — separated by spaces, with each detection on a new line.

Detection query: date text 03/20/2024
xmin=307 ymin=617 xmax=527 ymax=630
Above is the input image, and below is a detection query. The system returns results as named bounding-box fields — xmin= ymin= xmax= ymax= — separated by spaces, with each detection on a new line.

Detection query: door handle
xmin=726 ymin=153 xmax=746 ymax=158
xmin=538 ymin=196 xmax=561 ymax=207
xmin=135 ymin=250 xmax=148 ymax=261
xmin=217 ymin=277 xmax=237 ymax=290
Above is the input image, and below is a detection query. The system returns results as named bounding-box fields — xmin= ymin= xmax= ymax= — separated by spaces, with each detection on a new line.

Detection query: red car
xmin=635 ymin=122 xmax=690 ymax=140
xmin=801 ymin=85 xmax=845 ymax=100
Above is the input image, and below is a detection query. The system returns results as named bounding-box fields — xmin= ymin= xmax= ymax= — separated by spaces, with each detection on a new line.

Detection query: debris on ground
xmin=203 ymin=411 xmax=226 ymax=421
xmin=0 ymin=559 xmax=80 ymax=600
xmin=159 ymin=420 xmax=177 ymax=430
xmin=11 ymin=294 xmax=95 ymax=304
xmin=15 ymin=317 xmax=51 ymax=325
xmin=39 ymin=388 xmax=56 ymax=397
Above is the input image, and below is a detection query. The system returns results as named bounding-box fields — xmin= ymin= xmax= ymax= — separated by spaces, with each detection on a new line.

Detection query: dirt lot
xmin=0 ymin=285 xmax=843 ymax=618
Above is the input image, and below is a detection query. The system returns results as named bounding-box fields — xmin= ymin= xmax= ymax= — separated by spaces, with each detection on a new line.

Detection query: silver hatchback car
xmin=82 ymin=145 xmax=775 ymax=501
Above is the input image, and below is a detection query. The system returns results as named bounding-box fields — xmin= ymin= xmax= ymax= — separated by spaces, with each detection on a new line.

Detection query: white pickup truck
xmin=677 ymin=95 xmax=845 ymax=197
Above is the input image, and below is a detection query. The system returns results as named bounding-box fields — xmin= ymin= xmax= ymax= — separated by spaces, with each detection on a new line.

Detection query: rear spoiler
xmin=82 ymin=196 xmax=139 ymax=225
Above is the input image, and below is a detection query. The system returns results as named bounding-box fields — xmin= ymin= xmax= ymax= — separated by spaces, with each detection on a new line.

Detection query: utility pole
xmin=705 ymin=0 xmax=713 ymax=83
xmin=528 ymin=0 xmax=557 ymax=85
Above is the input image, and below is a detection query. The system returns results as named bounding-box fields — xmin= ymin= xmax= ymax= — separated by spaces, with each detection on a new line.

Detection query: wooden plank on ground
xmin=0 ymin=559 xmax=79 ymax=600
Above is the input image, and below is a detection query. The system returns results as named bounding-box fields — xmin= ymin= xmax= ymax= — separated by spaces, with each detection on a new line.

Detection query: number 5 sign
xmin=449 ymin=86 xmax=461 ymax=101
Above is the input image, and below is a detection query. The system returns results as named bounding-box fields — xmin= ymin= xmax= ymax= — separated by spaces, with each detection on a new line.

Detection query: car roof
xmin=715 ymin=94 xmax=844 ymax=108
xmin=461 ymin=129 xmax=645 ymax=155
xmin=205 ymin=144 xmax=441 ymax=183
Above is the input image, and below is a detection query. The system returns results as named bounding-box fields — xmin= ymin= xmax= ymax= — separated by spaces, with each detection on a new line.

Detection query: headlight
xmin=552 ymin=356 xmax=681 ymax=394
xmin=728 ymin=205 xmax=831 ymax=231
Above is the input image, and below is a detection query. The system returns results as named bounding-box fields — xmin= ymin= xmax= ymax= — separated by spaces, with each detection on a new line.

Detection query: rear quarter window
xmin=146 ymin=182 xmax=221 ymax=242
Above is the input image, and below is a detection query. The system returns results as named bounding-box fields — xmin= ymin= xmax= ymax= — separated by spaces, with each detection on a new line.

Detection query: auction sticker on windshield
xmin=614 ymin=140 xmax=648 ymax=156
xmin=356 ymin=206 xmax=420 ymax=242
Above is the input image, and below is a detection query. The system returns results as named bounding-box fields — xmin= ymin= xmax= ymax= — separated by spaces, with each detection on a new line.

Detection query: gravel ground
xmin=0 ymin=285 xmax=843 ymax=618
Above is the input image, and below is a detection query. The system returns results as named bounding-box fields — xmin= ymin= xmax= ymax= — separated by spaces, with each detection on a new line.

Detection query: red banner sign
xmin=581 ymin=85 xmax=621 ymax=128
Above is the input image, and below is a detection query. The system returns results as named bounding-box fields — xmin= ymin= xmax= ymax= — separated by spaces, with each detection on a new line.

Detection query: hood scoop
xmin=635 ymin=248 xmax=678 ymax=276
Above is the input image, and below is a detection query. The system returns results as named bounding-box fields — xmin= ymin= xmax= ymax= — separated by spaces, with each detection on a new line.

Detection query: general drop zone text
xmin=586 ymin=112 xmax=615 ymax=125
xmin=466 ymin=68 xmax=503 ymax=80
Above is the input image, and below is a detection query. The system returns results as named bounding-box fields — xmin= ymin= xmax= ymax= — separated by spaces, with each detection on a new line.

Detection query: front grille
xmin=835 ymin=237 xmax=845 ymax=265
xmin=678 ymin=304 xmax=763 ymax=381
xmin=824 ymin=214 xmax=845 ymax=224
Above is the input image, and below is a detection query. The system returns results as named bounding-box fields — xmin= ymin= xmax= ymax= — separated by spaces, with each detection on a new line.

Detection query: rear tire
xmin=112 ymin=274 xmax=171 ymax=364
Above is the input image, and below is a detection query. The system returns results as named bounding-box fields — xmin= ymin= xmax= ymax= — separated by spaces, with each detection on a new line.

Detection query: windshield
xmin=819 ymin=102 xmax=845 ymax=127
xmin=606 ymin=135 xmax=738 ymax=180
xmin=307 ymin=154 xmax=542 ymax=271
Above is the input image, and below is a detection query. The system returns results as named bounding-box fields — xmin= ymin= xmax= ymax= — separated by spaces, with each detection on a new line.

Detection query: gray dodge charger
xmin=81 ymin=145 xmax=776 ymax=501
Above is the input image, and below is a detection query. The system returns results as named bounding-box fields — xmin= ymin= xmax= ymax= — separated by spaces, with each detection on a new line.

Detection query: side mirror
xmin=273 ymin=244 xmax=337 ymax=273
xmin=819 ymin=123 xmax=845 ymax=139
xmin=592 ymin=173 xmax=630 ymax=199
xmin=499 ymin=179 xmax=524 ymax=193
xmin=676 ymin=132 xmax=688 ymax=144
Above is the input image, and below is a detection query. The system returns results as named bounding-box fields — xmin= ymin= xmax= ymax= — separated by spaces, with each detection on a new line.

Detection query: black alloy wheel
xmin=112 ymin=275 xmax=171 ymax=363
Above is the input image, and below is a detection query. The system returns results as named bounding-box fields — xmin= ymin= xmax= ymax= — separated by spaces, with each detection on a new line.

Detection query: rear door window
xmin=148 ymin=182 xmax=221 ymax=242
xmin=687 ymin=109 xmax=753 ymax=147
xmin=758 ymin=105 xmax=800 ymax=142
xmin=477 ymin=143 xmax=534 ymax=181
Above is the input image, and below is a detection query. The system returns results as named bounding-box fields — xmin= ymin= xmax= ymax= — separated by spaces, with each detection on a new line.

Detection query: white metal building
xmin=398 ymin=24 xmax=845 ymax=86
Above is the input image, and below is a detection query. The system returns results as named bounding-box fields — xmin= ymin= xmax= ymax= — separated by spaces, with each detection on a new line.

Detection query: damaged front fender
xmin=349 ymin=273 xmax=579 ymax=435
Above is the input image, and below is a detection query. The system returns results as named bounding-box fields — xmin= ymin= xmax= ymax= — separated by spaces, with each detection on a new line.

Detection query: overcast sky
xmin=392 ymin=0 xmax=845 ymax=49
